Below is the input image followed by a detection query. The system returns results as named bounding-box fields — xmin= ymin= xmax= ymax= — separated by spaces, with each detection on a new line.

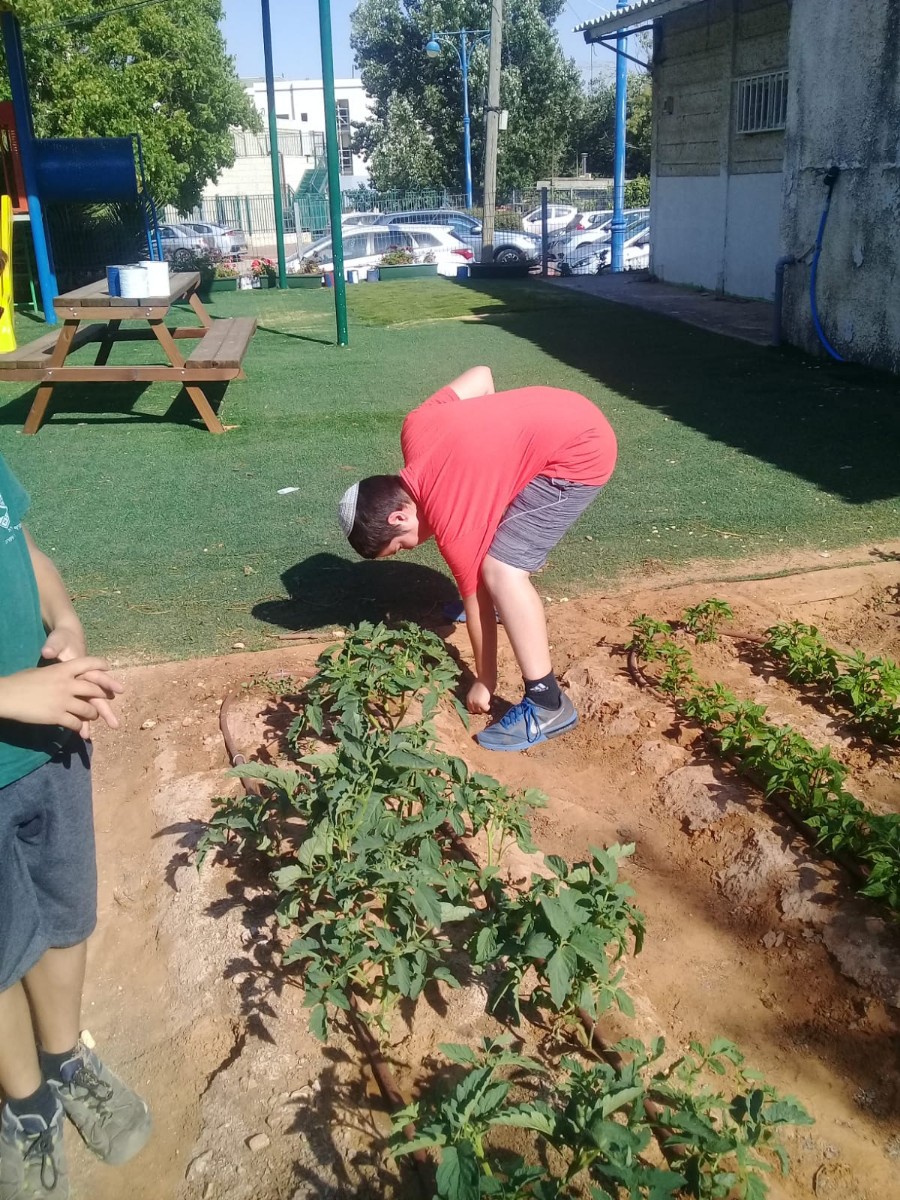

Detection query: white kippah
xmin=338 ymin=482 xmax=360 ymax=536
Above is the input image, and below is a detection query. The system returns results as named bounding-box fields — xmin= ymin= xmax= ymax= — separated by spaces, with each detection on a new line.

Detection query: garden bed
xmin=72 ymin=554 xmax=900 ymax=1200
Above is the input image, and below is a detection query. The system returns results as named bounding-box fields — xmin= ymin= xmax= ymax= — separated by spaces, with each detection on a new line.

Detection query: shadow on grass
xmin=447 ymin=280 xmax=900 ymax=504
xmin=0 ymin=381 xmax=228 ymax=428
xmin=253 ymin=552 xmax=459 ymax=632
xmin=256 ymin=323 xmax=334 ymax=346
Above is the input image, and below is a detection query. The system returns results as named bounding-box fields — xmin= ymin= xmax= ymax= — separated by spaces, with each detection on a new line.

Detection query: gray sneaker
xmin=0 ymin=1101 xmax=68 ymax=1199
xmin=49 ymin=1041 xmax=151 ymax=1167
xmin=475 ymin=694 xmax=578 ymax=752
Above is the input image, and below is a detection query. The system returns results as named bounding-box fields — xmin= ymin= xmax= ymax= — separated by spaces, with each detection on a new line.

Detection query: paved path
xmin=547 ymin=270 xmax=775 ymax=346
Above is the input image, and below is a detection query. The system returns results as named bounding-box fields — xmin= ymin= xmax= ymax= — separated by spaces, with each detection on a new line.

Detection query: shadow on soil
xmin=253 ymin=553 xmax=459 ymax=632
xmin=451 ymin=280 xmax=900 ymax=504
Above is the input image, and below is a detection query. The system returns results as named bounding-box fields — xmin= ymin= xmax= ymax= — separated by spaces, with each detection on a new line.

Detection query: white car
xmin=342 ymin=212 xmax=382 ymax=227
xmin=176 ymin=221 xmax=247 ymax=260
xmin=549 ymin=209 xmax=650 ymax=260
xmin=562 ymin=228 xmax=650 ymax=275
xmin=287 ymin=224 xmax=473 ymax=276
xmin=521 ymin=203 xmax=579 ymax=235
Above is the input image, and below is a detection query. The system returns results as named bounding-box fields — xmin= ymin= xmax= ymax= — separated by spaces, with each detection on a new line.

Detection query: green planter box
xmin=285 ymin=275 xmax=323 ymax=289
xmin=377 ymin=264 xmax=439 ymax=281
xmin=205 ymin=277 xmax=239 ymax=293
xmin=468 ymin=262 xmax=532 ymax=280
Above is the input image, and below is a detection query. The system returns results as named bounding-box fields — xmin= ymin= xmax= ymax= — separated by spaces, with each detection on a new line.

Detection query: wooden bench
xmin=186 ymin=317 xmax=257 ymax=373
xmin=0 ymin=323 xmax=105 ymax=368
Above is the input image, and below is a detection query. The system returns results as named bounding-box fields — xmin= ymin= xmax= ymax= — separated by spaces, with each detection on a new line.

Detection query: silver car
xmin=176 ymin=221 xmax=248 ymax=260
xmin=374 ymin=210 xmax=540 ymax=264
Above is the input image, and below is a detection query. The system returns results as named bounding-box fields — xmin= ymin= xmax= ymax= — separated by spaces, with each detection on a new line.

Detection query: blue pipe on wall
xmin=809 ymin=166 xmax=844 ymax=362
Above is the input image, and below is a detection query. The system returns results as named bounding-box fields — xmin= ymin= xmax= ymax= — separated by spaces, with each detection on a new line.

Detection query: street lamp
xmin=425 ymin=29 xmax=490 ymax=209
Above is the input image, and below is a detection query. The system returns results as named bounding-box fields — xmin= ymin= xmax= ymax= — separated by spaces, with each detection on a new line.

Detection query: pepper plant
xmin=629 ymin=610 xmax=900 ymax=915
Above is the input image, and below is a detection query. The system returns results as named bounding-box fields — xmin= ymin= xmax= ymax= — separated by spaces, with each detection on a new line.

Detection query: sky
xmin=220 ymin=0 xmax=620 ymax=86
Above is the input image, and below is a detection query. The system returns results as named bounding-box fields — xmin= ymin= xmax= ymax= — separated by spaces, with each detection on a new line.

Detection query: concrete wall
xmin=650 ymin=0 xmax=788 ymax=298
xmin=781 ymin=0 xmax=900 ymax=371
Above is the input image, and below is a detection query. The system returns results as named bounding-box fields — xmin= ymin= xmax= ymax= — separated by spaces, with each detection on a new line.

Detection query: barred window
xmin=735 ymin=70 xmax=788 ymax=134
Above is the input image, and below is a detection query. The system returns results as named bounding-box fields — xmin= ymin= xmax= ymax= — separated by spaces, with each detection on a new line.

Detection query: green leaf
xmin=410 ymin=884 xmax=443 ymax=927
xmin=309 ymin=1003 xmax=327 ymax=1042
xmin=439 ymin=903 xmax=474 ymax=923
xmin=439 ymin=1043 xmax=480 ymax=1066
xmin=435 ymin=1143 xmax=480 ymax=1200
xmin=475 ymin=925 xmax=500 ymax=962
xmin=545 ymin=944 xmax=577 ymax=1009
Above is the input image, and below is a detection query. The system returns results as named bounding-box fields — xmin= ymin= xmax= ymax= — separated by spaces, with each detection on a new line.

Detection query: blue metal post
xmin=460 ymin=33 xmax=473 ymax=209
xmin=1 ymin=13 xmax=59 ymax=323
xmin=611 ymin=0 xmax=629 ymax=273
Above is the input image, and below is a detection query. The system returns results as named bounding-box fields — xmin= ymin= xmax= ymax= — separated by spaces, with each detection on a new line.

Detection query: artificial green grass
xmin=1 ymin=279 xmax=897 ymax=662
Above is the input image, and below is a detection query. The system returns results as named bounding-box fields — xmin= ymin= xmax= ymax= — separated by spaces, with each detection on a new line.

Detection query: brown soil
xmin=73 ymin=545 xmax=900 ymax=1200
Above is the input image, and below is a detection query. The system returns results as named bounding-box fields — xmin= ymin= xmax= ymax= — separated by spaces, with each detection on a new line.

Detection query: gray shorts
xmin=488 ymin=475 xmax=602 ymax=573
xmin=0 ymin=738 xmax=96 ymax=992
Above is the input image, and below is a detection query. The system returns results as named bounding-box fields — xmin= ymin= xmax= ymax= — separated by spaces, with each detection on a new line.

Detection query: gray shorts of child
xmin=488 ymin=475 xmax=601 ymax=573
xmin=0 ymin=738 xmax=96 ymax=992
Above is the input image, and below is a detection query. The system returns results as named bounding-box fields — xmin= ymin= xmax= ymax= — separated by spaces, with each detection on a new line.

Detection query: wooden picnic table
xmin=0 ymin=271 xmax=257 ymax=434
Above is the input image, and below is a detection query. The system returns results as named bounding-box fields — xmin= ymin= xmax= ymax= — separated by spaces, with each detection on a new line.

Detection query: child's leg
xmin=480 ymin=556 xmax=551 ymax=680
xmin=0 ymin=981 xmax=42 ymax=1100
xmin=23 ymin=943 xmax=87 ymax=1055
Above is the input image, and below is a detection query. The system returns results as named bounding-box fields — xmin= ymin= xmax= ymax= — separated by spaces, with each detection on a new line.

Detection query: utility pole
xmin=481 ymin=0 xmax=503 ymax=262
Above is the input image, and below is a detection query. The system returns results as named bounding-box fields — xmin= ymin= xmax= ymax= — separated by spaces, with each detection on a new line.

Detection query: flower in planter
xmin=422 ymin=251 xmax=437 ymax=264
xmin=250 ymin=257 xmax=277 ymax=279
xmin=214 ymin=261 xmax=239 ymax=279
xmin=379 ymin=244 xmax=415 ymax=267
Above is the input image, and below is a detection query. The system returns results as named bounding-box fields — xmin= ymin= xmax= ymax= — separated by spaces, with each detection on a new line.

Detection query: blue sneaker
xmin=475 ymin=694 xmax=578 ymax=752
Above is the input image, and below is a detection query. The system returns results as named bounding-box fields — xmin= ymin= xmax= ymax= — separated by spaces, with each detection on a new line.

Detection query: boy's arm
xmin=25 ymin=528 xmax=86 ymax=660
xmin=23 ymin=528 xmax=123 ymax=730
xmin=445 ymin=365 xmax=495 ymax=400
xmin=462 ymin=584 xmax=498 ymax=714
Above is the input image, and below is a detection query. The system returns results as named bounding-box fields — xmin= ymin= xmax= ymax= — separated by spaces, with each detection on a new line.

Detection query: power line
xmin=26 ymin=0 xmax=176 ymax=33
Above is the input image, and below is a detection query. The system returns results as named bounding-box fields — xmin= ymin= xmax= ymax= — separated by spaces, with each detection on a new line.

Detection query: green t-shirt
xmin=0 ymin=452 xmax=68 ymax=787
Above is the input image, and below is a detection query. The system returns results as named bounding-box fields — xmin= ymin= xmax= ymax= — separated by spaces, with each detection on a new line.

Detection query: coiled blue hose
xmin=809 ymin=173 xmax=845 ymax=362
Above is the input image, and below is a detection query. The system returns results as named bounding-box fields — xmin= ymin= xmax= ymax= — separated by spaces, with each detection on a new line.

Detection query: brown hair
xmin=347 ymin=475 xmax=411 ymax=558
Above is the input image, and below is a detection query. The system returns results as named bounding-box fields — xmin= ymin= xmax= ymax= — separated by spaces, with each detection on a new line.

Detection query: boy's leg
xmin=0 ymin=982 xmax=42 ymax=1101
xmin=475 ymin=476 xmax=601 ymax=750
xmin=480 ymin=557 xmax=551 ymax=680
xmin=23 ymin=944 xmax=87 ymax=1057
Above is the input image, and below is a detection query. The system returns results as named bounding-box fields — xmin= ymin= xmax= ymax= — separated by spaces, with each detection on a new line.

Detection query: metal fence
xmin=159 ymin=184 xmax=650 ymax=270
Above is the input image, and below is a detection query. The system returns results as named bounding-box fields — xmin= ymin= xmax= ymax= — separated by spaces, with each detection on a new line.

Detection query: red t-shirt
xmin=399 ymin=385 xmax=617 ymax=598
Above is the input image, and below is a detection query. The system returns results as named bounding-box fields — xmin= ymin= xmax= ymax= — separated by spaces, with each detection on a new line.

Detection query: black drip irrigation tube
xmin=626 ymin=640 xmax=871 ymax=892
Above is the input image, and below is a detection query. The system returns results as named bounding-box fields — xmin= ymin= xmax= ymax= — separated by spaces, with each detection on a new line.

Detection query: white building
xmin=201 ymin=77 xmax=374 ymax=199
xmin=243 ymin=76 xmax=374 ymax=182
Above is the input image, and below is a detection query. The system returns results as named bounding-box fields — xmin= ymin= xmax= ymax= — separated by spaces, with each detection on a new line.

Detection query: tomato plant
xmin=392 ymin=1036 xmax=811 ymax=1200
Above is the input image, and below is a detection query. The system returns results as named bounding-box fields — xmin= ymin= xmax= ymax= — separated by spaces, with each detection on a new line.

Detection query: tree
xmin=0 ymin=0 xmax=257 ymax=210
xmin=350 ymin=0 xmax=583 ymax=195
xmin=570 ymin=72 xmax=652 ymax=180
xmin=353 ymin=93 xmax=444 ymax=191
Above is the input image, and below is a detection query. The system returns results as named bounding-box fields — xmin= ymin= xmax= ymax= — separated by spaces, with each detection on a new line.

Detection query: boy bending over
xmin=338 ymin=367 xmax=617 ymax=752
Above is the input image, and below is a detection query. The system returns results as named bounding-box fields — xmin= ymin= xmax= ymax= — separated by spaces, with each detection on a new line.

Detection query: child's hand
xmin=466 ymin=680 xmax=492 ymax=715
xmin=41 ymin=623 xmax=124 ymax=737
xmin=0 ymin=658 xmax=123 ymax=733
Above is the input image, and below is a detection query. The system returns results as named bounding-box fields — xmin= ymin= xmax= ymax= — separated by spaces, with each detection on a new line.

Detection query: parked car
xmin=286 ymin=225 xmax=473 ymax=276
xmin=521 ymin=203 xmax=579 ymax=235
xmin=549 ymin=209 xmax=650 ymax=261
xmin=157 ymin=223 xmax=207 ymax=267
xmin=373 ymin=209 xmax=540 ymax=264
xmin=342 ymin=212 xmax=382 ymax=227
xmin=561 ymin=227 xmax=650 ymax=275
xmin=176 ymin=221 xmax=248 ymax=259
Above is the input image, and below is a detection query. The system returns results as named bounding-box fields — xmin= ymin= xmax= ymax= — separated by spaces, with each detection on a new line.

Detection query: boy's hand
xmin=40 ymin=625 xmax=124 ymax=737
xmin=466 ymin=680 xmax=492 ymax=715
xmin=41 ymin=622 xmax=87 ymax=663
xmin=0 ymin=658 xmax=123 ymax=733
